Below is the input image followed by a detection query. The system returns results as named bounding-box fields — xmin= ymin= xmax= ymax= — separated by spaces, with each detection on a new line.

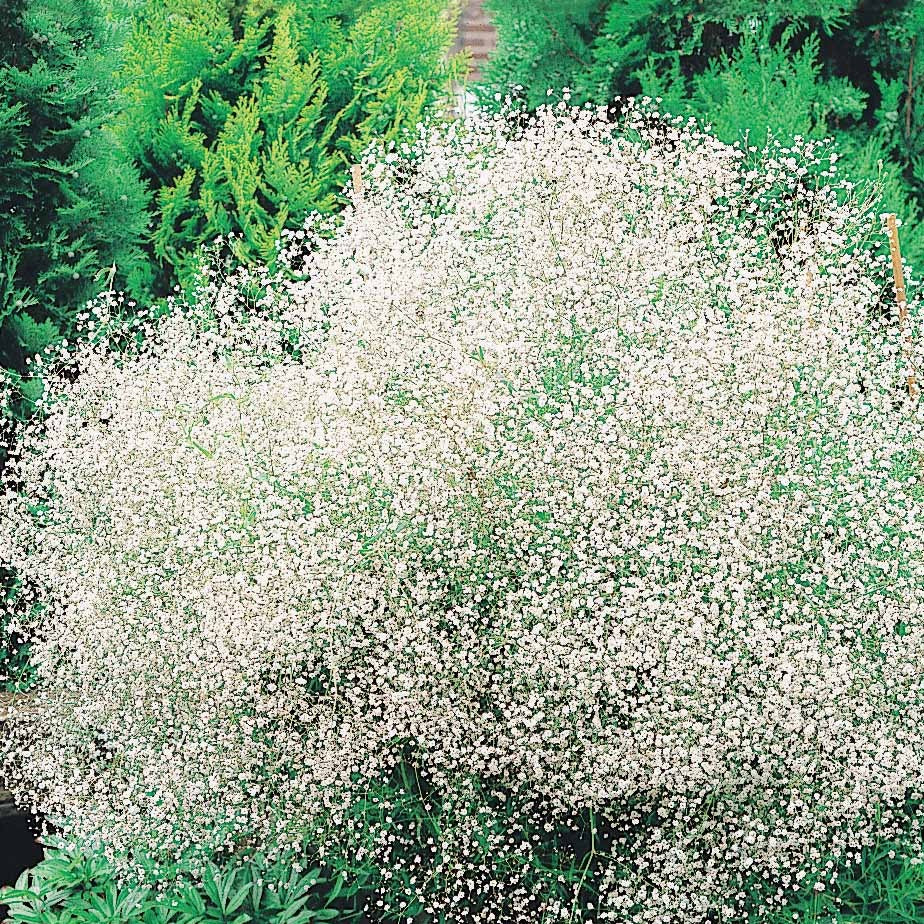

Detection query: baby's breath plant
xmin=2 ymin=102 xmax=924 ymax=923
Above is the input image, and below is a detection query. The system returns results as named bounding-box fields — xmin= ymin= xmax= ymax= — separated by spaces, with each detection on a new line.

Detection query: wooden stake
xmin=351 ymin=163 xmax=364 ymax=202
xmin=886 ymin=213 xmax=919 ymax=399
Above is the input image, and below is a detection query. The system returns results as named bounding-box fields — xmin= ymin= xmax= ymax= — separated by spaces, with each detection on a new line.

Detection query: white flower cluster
xmin=3 ymin=102 xmax=924 ymax=923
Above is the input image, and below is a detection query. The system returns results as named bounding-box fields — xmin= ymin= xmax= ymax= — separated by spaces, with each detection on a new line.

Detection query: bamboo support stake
xmin=351 ymin=163 xmax=364 ymax=203
xmin=886 ymin=213 xmax=919 ymax=400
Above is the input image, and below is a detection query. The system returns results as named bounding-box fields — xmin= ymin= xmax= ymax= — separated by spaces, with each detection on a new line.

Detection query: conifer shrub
xmin=115 ymin=0 xmax=463 ymax=295
xmin=3 ymin=104 xmax=924 ymax=922
xmin=0 ymin=0 xmax=150 ymax=378
xmin=480 ymin=0 xmax=924 ymax=263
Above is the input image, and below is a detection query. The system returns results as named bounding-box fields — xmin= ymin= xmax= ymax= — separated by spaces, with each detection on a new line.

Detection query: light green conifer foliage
xmin=117 ymin=0 xmax=463 ymax=292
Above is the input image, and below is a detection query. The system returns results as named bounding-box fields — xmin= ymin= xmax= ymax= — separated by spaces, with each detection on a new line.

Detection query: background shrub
xmin=0 ymin=0 xmax=150 ymax=378
xmin=115 ymin=0 xmax=463 ymax=295
xmin=480 ymin=0 xmax=924 ymax=263
xmin=0 ymin=0 xmax=462 ymax=377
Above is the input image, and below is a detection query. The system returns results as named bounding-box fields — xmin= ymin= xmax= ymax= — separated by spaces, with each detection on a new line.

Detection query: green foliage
xmin=1 ymin=842 xmax=371 ymax=924
xmin=0 ymin=0 xmax=151 ymax=372
xmin=640 ymin=26 xmax=867 ymax=142
xmin=761 ymin=840 xmax=924 ymax=923
xmin=117 ymin=0 xmax=462 ymax=293
xmin=475 ymin=0 xmax=605 ymax=109
xmin=482 ymin=0 xmax=924 ymax=264
xmin=0 ymin=571 xmax=34 ymax=693
xmin=7 ymin=823 xmax=924 ymax=923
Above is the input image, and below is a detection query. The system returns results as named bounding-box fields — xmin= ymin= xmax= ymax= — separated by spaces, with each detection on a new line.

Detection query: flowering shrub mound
xmin=3 ymin=103 xmax=924 ymax=923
